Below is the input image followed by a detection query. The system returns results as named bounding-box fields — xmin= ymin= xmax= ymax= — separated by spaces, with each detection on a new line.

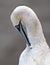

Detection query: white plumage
xmin=10 ymin=6 xmax=50 ymax=65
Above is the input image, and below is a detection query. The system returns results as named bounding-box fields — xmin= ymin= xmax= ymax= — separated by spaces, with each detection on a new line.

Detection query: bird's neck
xmin=26 ymin=29 xmax=49 ymax=49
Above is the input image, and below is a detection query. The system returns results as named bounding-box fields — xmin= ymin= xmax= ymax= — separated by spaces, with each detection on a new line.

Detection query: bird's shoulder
xmin=44 ymin=51 xmax=50 ymax=65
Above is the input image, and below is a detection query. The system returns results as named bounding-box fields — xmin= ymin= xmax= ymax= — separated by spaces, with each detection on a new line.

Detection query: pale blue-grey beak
xmin=15 ymin=20 xmax=31 ymax=46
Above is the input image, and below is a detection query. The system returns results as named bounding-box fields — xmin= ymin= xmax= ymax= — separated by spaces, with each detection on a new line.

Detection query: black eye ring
xmin=15 ymin=20 xmax=21 ymax=32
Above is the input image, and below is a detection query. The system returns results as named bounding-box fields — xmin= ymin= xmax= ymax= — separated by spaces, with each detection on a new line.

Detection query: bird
xmin=10 ymin=6 xmax=50 ymax=65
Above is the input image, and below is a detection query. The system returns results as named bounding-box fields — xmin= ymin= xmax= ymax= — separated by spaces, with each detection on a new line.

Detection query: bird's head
xmin=10 ymin=6 xmax=44 ymax=46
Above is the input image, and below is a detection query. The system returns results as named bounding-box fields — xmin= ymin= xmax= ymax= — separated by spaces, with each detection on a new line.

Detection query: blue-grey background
xmin=0 ymin=0 xmax=50 ymax=65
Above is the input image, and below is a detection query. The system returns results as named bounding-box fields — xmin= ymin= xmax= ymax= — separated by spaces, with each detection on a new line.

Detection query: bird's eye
xmin=15 ymin=20 xmax=21 ymax=32
xmin=15 ymin=24 xmax=20 ymax=32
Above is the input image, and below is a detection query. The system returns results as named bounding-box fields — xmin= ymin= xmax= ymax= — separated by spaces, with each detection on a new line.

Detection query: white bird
xmin=10 ymin=6 xmax=50 ymax=65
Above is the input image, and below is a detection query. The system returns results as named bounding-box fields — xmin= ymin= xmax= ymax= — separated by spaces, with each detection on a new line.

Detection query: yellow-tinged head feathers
xmin=10 ymin=5 xmax=46 ymax=46
xmin=11 ymin=6 xmax=38 ymax=25
xmin=10 ymin=6 xmax=43 ymax=34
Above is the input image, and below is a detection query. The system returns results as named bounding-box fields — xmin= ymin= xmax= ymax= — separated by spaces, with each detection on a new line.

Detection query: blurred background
xmin=0 ymin=0 xmax=50 ymax=65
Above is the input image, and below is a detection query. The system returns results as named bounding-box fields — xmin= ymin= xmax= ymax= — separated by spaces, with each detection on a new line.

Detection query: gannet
xmin=10 ymin=6 xmax=50 ymax=65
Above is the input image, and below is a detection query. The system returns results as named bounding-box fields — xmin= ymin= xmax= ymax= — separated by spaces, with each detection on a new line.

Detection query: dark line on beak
xmin=15 ymin=20 xmax=31 ymax=46
xmin=20 ymin=22 xmax=31 ymax=46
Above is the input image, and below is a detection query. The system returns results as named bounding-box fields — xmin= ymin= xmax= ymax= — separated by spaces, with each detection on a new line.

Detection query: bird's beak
xmin=15 ymin=20 xmax=31 ymax=46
